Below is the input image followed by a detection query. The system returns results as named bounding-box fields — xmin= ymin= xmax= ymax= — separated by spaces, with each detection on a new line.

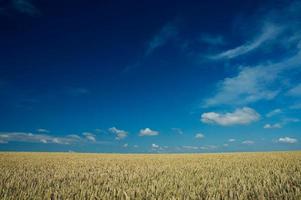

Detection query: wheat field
xmin=0 ymin=152 xmax=300 ymax=200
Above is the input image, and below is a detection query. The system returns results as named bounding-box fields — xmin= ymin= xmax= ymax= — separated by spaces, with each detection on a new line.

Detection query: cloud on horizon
xmin=0 ymin=132 xmax=81 ymax=145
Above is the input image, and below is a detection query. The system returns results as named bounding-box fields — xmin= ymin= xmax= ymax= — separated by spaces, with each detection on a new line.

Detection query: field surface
xmin=0 ymin=152 xmax=301 ymax=200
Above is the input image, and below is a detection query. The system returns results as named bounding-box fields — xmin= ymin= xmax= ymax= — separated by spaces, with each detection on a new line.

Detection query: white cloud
xmin=204 ymin=65 xmax=278 ymax=107
xmin=151 ymin=143 xmax=159 ymax=148
xmin=201 ymin=107 xmax=260 ymax=126
xmin=82 ymin=132 xmax=96 ymax=142
xmin=211 ymin=24 xmax=282 ymax=60
xmin=228 ymin=138 xmax=236 ymax=142
xmin=266 ymin=109 xmax=282 ymax=117
xmin=195 ymin=133 xmax=205 ymax=139
xmin=278 ymin=137 xmax=298 ymax=144
xmin=36 ymin=129 xmax=50 ymax=133
xmin=263 ymin=123 xmax=282 ymax=129
xmin=242 ymin=140 xmax=254 ymax=145
xmin=123 ymin=143 xmax=128 ymax=148
xmin=108 ymin=127 xmax=128 ymax=140
xmin=139 ymin=128 xmax=159 ymax=136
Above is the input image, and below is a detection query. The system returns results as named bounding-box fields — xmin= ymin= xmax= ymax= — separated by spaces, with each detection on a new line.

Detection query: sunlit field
xmin=0 ymin=152 xmax=300 ymax=199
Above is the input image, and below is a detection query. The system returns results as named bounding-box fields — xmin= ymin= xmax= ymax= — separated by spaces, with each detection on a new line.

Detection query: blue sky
xmin=0 ymin=0 xmax=300 ymax=153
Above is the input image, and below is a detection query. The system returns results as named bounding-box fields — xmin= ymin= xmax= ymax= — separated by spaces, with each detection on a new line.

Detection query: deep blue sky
xmin=0 ymin=0 xmax=300 ymax=153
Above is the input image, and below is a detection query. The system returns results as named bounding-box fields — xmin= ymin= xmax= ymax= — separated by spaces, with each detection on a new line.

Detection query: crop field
xmin=0 ymin=152 xmax=301 ymax=200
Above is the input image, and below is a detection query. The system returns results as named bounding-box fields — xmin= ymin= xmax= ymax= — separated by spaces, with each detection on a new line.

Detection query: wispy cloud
xmin=203 ymin=1 xmax=301 ymax=108
xmin=12 ymin=0 xmax=39 ymax=16
xmin=108 ymin=127 xmax=128 ymax=140
xmin=290 ymin=103 xmax=301 ymax=110
xmin=0 ymin=132 xmax=82 ymax=145
xmin=145 ymin=23 xmax=177 ymax=56
xmin=263 ymin=123 xmax=282 ymax=129
xmin=264 ymin=118 xmax=299 ymax=129
xmin=171 ymin=128 xmax=183 ymax=135
xmin=266 ymin=109 xmax=282 ymax=117
xmin=123 ymin=22 xmax=177 ymax=73
xmin=0 ymin=131 xmax=110 ymax=145
xmin=282 ymin=118 xmax=300 ymax=123
xmin=204 ymin=50 xmax=301 ymax=107
xmin=210 ymin=24 xmax=282 ymax=60
xmin=139 ymin=128 xmax=159 ymax=136
xmin=0 ymin=0 xmax=39 ymax=16
xmin=201 ymin=107 xmax=260 ymax=126
xmin=287 ymin=84 xmax=301 ymax=97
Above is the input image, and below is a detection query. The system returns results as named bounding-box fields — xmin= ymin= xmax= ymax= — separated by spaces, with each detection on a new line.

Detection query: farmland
xmin=0 ymin=152 xmax=300 ymax=199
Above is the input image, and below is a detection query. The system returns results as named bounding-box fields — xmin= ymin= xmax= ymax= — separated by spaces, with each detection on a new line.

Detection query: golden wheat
xmin=0 ymin=152 xmax=300 ymax=200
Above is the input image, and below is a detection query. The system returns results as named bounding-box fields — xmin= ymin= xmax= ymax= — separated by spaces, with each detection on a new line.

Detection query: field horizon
xmin=1 ymin=149 xmax=301 ymax=155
